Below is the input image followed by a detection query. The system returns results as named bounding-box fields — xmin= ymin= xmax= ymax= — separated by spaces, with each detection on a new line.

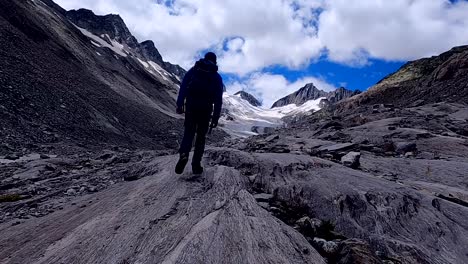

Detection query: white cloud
xmin=318 ymin=0 xmax=468 ymax=64
xmin=54 ymin=0 xmax=468 ymax=103
xmin=55 ymin=0 xmax=323 ymax=74
xmin=226 ymin=73 xmax=336 ymax=108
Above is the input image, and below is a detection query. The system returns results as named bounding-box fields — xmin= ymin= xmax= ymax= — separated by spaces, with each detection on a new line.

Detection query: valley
xmin=1 ymin=0 xmax=468 ymax=263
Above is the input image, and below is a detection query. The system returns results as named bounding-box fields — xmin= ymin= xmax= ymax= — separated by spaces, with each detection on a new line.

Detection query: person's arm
xmin=211 ymin=75 xmax=224 ymax=124
xmin=176 ymin=68 xmax=193 ymax=110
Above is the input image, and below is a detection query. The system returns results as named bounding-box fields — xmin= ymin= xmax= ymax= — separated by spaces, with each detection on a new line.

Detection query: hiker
xmin=175 ymin=52 xmax=224 ymax=174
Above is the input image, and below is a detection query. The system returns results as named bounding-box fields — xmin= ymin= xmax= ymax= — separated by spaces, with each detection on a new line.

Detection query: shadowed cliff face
xmin=0 ymin=0 xmax=193 ymax=153
xmin=66 ymin=8 xmax=186 ymax=81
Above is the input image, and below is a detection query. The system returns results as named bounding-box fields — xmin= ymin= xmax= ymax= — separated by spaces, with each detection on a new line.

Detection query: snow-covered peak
xmin=221 ymin=93 xmax=324 ymax=137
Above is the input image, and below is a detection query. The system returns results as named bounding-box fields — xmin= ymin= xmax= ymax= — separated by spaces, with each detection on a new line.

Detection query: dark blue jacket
xmin=177 ymin=59 xmax=224 ymax=120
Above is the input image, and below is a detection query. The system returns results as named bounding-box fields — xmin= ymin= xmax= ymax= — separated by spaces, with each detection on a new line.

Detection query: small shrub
xmin=0 ymin=193 xmax=22 ymax=203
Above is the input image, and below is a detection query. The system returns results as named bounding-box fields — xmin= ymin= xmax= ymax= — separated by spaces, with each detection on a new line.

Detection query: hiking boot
xmin=175 ymin=153 xmax=189 ymax=174
xmin=192 ymin=163 xmax=204 ymax=175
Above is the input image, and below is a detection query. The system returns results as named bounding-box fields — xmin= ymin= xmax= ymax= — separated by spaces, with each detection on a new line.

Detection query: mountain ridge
xmin=271 ymin=83 xmax=360 ymax=108
xmin=66 ymin=8 xmax=186 ymax=81
xmin=234 ymin=90 xmax=262 ymax=107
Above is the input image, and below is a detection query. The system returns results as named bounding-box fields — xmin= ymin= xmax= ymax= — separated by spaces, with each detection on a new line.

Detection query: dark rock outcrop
xmin=234 ymin=91 xmax=262 ymax=107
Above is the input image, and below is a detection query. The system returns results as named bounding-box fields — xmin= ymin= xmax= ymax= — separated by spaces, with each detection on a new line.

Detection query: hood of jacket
xmin=194 ymin=58 xmax=218 ymax=73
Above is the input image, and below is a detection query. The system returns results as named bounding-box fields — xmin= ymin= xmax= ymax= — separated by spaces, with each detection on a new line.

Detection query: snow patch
xmin=137 ymin=58 xmax=149 ymax=68
xmin=221 ymin=94 xmax=324 ymax=137
xmin=75 ymin=26 xmax=128 ymax=57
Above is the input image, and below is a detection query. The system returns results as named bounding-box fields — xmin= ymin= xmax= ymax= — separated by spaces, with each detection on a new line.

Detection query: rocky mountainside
xmin=1 ymin=1 xmax=468 ymax=263
xmin=272 ymin=83 xmax=360 ymax=108
xmin=327 ymin=87 xmax=361 ymax=104
xmin=340 ymin=45 xmax=468 ymax=110
xmin=234 ymin=90 xmax=262 ymax=107
xmin=66 ymin=9 xmax=186 ymax=81
xmin=0 ymin=0 xmax=197 ymax=154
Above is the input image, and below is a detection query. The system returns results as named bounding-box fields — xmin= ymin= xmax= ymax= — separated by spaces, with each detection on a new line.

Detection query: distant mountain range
xmin=271 ymin=83 xmax=360 ymax=108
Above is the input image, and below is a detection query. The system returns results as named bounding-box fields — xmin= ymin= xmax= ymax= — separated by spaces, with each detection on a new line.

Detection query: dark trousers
xmin=179 ymin=111 xmax=211 ymax=165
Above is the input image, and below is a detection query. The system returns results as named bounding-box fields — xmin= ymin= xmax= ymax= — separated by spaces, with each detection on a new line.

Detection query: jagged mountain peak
xmin=234 ymin=91 xmax=262 ymax=107
xmin=65 ymin=7 xmax=186 ymax=81
xmin=271 ymin=83 xmax=328 ymax=108
xmin=66 ymin=8 xmax=138 ymax=48
xmin=271 ymin=83 xmax=360 ymax=109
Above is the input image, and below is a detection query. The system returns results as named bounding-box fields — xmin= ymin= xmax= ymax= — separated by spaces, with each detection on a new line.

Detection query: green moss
xmin=0 ymin=193 xmax=22 ymax=203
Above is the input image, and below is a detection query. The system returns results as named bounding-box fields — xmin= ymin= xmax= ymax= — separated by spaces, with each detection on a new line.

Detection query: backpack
xmin=186 ymin=65 xmax=217 ymax=110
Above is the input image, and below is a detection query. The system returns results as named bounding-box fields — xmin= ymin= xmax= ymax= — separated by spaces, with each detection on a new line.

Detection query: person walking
xmin=175 ymin=52 xmax=223 ymax=174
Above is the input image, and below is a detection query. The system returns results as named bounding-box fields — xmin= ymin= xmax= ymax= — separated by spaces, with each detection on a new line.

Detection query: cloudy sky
xmin=55 ymin=0 xmax=468 ymax=107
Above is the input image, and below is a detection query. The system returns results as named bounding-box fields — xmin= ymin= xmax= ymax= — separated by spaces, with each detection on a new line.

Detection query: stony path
xmin=0 ymin=155 xmax=324 ymax=264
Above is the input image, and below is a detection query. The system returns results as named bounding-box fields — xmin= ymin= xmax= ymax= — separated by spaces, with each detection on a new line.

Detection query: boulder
xmin=335 ymin=239 xmax=382 ymax=264
xmin=265 ymin=134 xmax=279 ymax=142
xmin=4 ymin=154 xmax=20 ymax=160
xmin=296 ymin=217 xmax=322 ymax=237
xmin=341 ymin=152 xmax=361 ymax=169
xmin=312 ymin=238 xmax=339 ymax=255
xmin=66 ymin=189 xmax=77 ymax=196
xmin=393 ymin=142 xmax=417 ymax=154
xmin=253 ymin=193 xmax=274 ymax=202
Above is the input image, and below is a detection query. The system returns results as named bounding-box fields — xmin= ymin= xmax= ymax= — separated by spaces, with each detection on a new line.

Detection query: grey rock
xmin=319 ymin=143 xmax=356 ymax=152
xmin=66 ymin=189 xmax=77 ymax=196
xmin=394 ymin=142 xmax=417 ymax=153
xmin=253 ymin=193 xmax=274 ymax=202
xmin=45 ymin=164 xmax=57 ymax=171
xmin=4 ymin=154 xmax=20 ymax=160
xmin=341 ymin=152 xmax=361 ymax=168
xmin=336 ymin=239 xmax=382 ymax=264
xmin=0 ymin=157 xmax=325 ymax=264
xmin=312 ymin=237 xmax=339 ymax=255
xmin=296 ymin=217 xmax=322 ymax=236
xmin=265 ymin=134 xmax=279 ymax=142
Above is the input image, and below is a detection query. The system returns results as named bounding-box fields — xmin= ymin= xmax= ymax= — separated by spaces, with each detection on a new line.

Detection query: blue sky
xmin=223 ymin=58 xmax=405 ymax=93
xmin=55 ymin=0 xmax=468 ymax=107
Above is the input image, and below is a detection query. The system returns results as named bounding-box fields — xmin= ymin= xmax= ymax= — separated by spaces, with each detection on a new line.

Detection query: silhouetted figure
xmin=175 ymin=52 xmax=224 ymax=174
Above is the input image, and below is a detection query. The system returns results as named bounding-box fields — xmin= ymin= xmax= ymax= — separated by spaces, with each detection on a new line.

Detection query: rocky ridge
xmin=234 ymin=90 xmax=262 ymax=107
xmin=339 ymin=45 xmax=468 ymax=110
xmin=66 ymin=8 xmax=186 ymax=81
xmin=272 ymin=83 xmax=360 ymax=109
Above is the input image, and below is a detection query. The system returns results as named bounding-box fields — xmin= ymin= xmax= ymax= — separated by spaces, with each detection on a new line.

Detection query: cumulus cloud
xmin=55 ymin=0 xmax=323 ymax=74
xmin=318 ymin=0 xmax=468 ymax=65
xmin=226 ymin=73 xmax=336 ymax=108
xmin=54 ymin=0 xmax=468 ymax=102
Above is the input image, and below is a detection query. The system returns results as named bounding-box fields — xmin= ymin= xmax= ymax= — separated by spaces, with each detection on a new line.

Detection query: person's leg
xmin=176 ymin=112 xmax=196 ymax=174
xmin=179 ymin=112 xmax=196 ymax=155
xmin=192 ymin=114 xmax=210 ymax=173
